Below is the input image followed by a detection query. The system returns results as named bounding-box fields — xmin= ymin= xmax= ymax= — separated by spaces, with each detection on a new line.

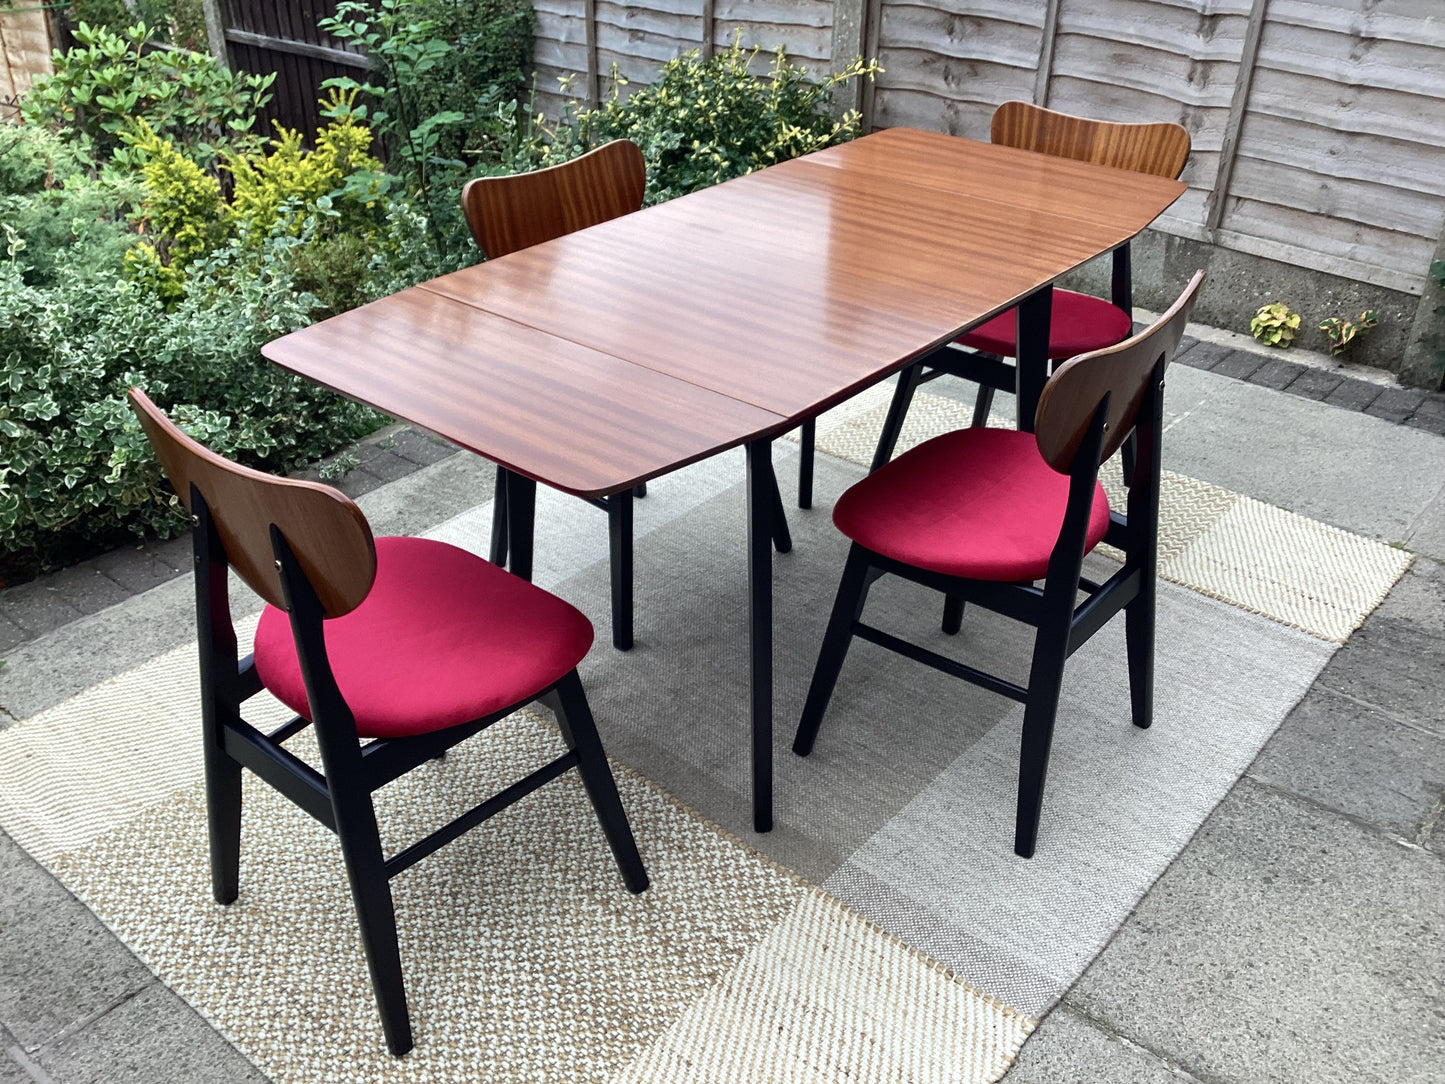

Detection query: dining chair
xmin=460 ymin=139 xmax=794 ymax=651
xmin=792 ymin=271 xmax=1204 ymax=859
xmin=866 ymin=101 xmax=1192 ymax=470
xmin=129 ymin=388 xmax=648 ymax=1057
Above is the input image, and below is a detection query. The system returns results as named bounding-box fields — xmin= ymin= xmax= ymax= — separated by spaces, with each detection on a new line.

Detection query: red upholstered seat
xmin=958 ymin=289 xmax=1133 ymax=361
xmin=832 ymin=427 xmax=1111 ymax=582
xmin=254 ymin=536 xmax=594 ymax=739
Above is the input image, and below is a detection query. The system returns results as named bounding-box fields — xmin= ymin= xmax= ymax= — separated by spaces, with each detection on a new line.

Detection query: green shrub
xmin=21 ymin=21 xmax=273 ymax=169
xmin=577 ymin=38 xmax=879 ymax=205
xmin=0 ymin=124 xmax=138 ymax=289
xmin=0 ymin=229 xmax=386 ymax=578
xmin=60 ymin=0 xmax=208 ymax=50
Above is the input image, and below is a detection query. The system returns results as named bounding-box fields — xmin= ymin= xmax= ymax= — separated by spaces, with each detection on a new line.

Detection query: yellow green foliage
xmin=227 ymin=97 xmax=383 ymax=237
xmin=123 ymin=121 xmax=227 ymax=304
xmin=123 ymin=92 xmax=384 ymax=304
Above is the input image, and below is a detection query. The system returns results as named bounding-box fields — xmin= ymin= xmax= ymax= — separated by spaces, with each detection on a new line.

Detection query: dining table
xmin=261 ymin=126 xmax=1187 ymax=834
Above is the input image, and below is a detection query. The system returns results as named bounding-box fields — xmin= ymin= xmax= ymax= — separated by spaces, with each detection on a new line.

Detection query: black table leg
xmin=489 ymin=466 xmax=509 ymax=567
xmin=505 ymin=471 xmax=536 ymax=583
xmin=1016 ymin=284 xmax=1053 ymax=434
xmin=608 ymin=489 xmax=634 ymax=651
xmin=745 ymin=438 xmax=774 ymax=833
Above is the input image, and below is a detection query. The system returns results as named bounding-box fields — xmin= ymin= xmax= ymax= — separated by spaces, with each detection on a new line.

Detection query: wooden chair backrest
xmin=1035 ymin=270 xmax=1205 ymax=472
xmin=459 ymin=139 xmax=646 ymax=258
xmin=129 ymin=389 xmax=376 ymax=618
xmin=991 ymin=100 xmax=1191 ymax=180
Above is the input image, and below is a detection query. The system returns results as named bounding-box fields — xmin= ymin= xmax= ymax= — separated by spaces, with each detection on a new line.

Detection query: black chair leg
xmin=971 ymin=384 xmax=996 ymax=428
xmin=1121 ymin=432 xmax=1138 ymax=486
xmin=798 ymin=419 xmax=815 ymax=510
xmin=1014 ymin=630 xmax=1069 ymax=860
xmin=794 ymin=545 xmax=876 ymax=756
xmin=332 ymin=790 xmax=413 ymax=1056
xmin=608 ymin=490 xmax=634 ymax=651
xmin=203 ymin=741 xmax=243 ymax=905
xmin=1125 ymin=568 xmax=1156 ymax=731
xmin=552 ymin=671 xmax=649 ymax=894
xmin=489 ymin=467 xmax=509 ymax=567
xmin=768 ymin=462 xmax=792 ymax=554
xmin=870 ymin=364 xmax=926 ymax=472
xmin=941 ymin=594 xmax=965 ymax=635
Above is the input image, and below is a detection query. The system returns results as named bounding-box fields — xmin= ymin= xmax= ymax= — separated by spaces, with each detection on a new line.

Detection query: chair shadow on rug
xmin=793 ymin=271 xmax=1205 ymax=859
xmin=129 ymin=389 xmax=649 ymax=1056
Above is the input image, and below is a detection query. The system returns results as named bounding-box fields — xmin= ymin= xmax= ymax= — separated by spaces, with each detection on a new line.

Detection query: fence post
xmin=1206 ymin=0 xmax=1269 ymax=238
xmin=1401 ymin=228 xmax=1445 ymax=389
xmin=1033 ymin=0 xmax=1060 ymax=107
xmin=202 ymin=0 xmax=230 ymax=68
xmin=584 ymin=0 xmax=599 ymax=107
xmin=831 ymin=0 xmax=867 ymax=116
xmin=701 ymin=0 xmax=714 ymax=58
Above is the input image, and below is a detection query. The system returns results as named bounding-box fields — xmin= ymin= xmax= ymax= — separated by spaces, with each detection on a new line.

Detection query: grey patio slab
xmin=1247 ymin=685 xmax=1445 ymax=842
xmin=0 ymin=581 xmax=84 ymax=642
xmin=0 ymin=1045 xmax=34 ymax=1084
xmin=1314 ymin=625 xmax=1445 ymax=740
xmin=1406 ymin=490 xmax=1445 ymax=563
xmin=87 ymin=546 xmax=186 ymax=596
xmin=1354 ymin=555 xmax=1445 ymax=642
xmin=0 ymin=830 xmax=151 ymax=1052
xmin=1064 ymin=778 xmax=1445 ymax=1084
xmin=1159 ymin=365 xmax=1445 ymax=543
xmin=1005 ymin=1006 xmax=1186 ymax=1083
xmin=31 ymin=982 xmax=265 ymax=1084
xmin=0 ymin=614 xmax=24 ymax=657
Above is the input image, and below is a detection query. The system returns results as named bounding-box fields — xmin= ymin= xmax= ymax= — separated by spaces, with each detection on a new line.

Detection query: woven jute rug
xmin=0 ymin=384 xmax=1413 ymax=1082
xmin=0 ymin=623 xmax=1032 ymax=1083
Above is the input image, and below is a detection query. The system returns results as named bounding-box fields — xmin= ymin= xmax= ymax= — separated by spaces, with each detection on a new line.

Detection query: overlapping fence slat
xmin=859 ymin=0 xmax=1445 ymax=296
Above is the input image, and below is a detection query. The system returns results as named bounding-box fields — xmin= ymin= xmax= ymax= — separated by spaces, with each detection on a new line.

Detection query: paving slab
xmin=1247 ymin=685 xmax=1445 ymax=842
xmin=1173 ymin=339 xmax=1231 ymax=372
xmin=1364 ymin=386 xmax=1427 ymax=423
xmin=1284 ymin=367 xmax=1345 ymax=401
xmin=1209 ymin=351 xmax=1264 ymax=381
xmin=1007 ymin=1007 xmax=1190 ymax=1083
xmin=1315 ymin=625 xmax=1445 ymax=740
xmin=389 ymin=428 xmax=456 ymax=467
xmin=1323 ymin=378 xmax=1383 ymax=412
xmin=0 ymin=830 xmax=151 ymax=1051
xmin=0 ymin=582 xmax=83 ymax=642
xmin=31 ymin=982 xmax=266 ymax=1084
xmin=42 ymin=567 xmax=131 ymax=618
xmin=1349 ymin=557 xmax=1445 ymax=649
xmin=0 ymin=615 xmax=24 ymax=657
xmin=0 ymin=1046 xmax=33 ymax=1084
xmin=1160 ymin=365 xmax=1445 ymax=542
xmin=87 ymin=546 xmax=184 ymax=596
xmin=1406 ymin=490 xmax=1445 ymax=562
xmin=1065 ymin=779 xmax=1445 ymax=1084
xmin=1247 ymin=357 xmax=1304 ymax=391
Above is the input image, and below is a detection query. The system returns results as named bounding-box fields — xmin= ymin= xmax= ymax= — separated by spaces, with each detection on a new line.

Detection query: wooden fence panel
xmin=530 ymin=0 xmax=836 ymax=122
xmin=1217 ymin=0 xmax=1445 ymax=293
xmin=220 ymin=0 xmax=367 ymax=138
xmin=0 ymin=5 xmax=55 ymax=121
xmin=1043 ymin=0 xmax=1251 ymax=240
xmin=869 ymin=1 xmax=1044 ymax=137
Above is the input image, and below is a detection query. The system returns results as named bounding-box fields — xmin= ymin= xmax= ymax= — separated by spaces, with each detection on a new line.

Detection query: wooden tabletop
xmin=263 ymin=128 xmax=1185 ymax=497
